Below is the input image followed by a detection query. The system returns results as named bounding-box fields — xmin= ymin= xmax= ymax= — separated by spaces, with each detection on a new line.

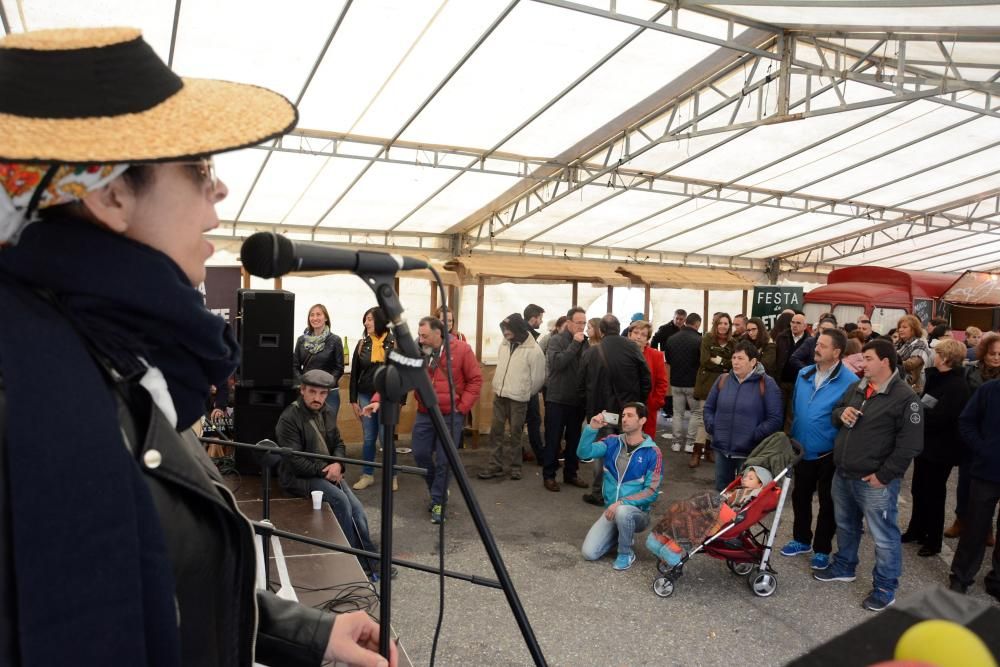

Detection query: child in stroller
xmin=645 ymin=432 xmax=801 ymax=598
xmin=646 ymin=465 xmax=773 ymax=566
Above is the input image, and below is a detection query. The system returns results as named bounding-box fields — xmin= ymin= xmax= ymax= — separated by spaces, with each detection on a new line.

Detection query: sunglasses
xmin=183 ymin=157 xmax=218 ymax=191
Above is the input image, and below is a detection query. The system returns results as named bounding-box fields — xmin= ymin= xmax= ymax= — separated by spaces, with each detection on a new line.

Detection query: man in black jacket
xmin=578 ymin=314 xmax=652 ymax=505
xmin=652 ymin=309 xmax=687 ymax=352
xmin=277 ymin=370 xmax=379 ymax=576
xmin=951 ymin=379 xmax=1000 ymax=601
xmin=542 ymin=307 xmax=590 ymax=492
xmin=651 ymin=308 xmax=686 ymax=420
xmin=523 ymin=303 xmax=546 ymax=463
xmin=815 ymin=340 xmax=923 ymax=613
xmin=663 ymin=313 xmax=702 ymax=453
xmin=775 ymin=312 xmax=809 ymax=422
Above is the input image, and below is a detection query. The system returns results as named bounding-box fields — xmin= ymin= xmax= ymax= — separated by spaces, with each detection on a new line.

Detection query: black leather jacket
xmin=0 ymin=374 xmax=333 ymax=666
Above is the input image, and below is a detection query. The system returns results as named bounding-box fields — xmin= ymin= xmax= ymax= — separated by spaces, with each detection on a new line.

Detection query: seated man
xmin=276 ymin=369 xmax=381 ymax=577
xmin=578 ymin=403 xmax=663 ymax=571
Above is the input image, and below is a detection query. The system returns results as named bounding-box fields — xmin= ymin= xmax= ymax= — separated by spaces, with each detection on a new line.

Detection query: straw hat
xmin=0 ymin=27 xmax=298 ymax=163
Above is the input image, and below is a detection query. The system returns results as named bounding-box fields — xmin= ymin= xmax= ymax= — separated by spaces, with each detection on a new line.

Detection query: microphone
xmin=240 ymin=232 xmax=428 ymax=278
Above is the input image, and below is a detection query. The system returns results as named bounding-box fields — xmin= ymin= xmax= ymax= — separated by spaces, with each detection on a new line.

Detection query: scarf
xmin=369 ymin=331 xmax=388 ymax=363
xmin=301 ymin=325 xmax=330 ymax=354
xmin=0 ymin=216 xmax=240 ymax=665
xmin=896 ymin=335 xmax=929 ymax=363
xmin=1 ymin=162 xmax=128 ymax=244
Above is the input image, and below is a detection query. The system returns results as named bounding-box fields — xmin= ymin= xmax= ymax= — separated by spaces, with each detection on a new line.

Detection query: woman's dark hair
xmin=976 ymin=331 xmax=1000 ymax=363
xmin=363 ymin=307 xmax=389 ymax=337
xmin=745 ymin=317 xmax=770 ymax=347
xmin=305 ymin=303 xmax=330 ymax=330
xmin=771 ymin=311 xmax=793 ymax=338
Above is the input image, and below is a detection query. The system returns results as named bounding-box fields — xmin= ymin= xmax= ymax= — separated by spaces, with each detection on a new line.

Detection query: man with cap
xmin=479 ymin=313 xmax=546 ymax=480
xmin=276 ymin=371 xmax=382 ymax=578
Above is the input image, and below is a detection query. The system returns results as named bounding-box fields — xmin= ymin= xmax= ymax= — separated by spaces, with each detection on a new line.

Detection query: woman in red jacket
xmin=629 ymin=320 xmax=668 ymax=439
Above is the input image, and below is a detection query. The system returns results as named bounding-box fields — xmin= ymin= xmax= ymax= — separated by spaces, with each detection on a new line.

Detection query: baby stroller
xmin=649 ymin=433 xmax=803 ymax=599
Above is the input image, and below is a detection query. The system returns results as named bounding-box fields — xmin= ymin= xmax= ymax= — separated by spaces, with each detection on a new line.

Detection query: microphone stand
xmin=355 ymin=256 xmax=546 ymax=665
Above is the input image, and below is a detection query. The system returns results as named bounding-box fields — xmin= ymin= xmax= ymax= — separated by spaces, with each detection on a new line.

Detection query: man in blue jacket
xmin=578 ymin=403 xmax=663 ymax=571
xmin=704 ymin=341 xmax=784 ymax=491
xmin=951 ymin=379 xmax=1000 ymax=602
xmin=781 ymin=328 xmax=857 ymax=570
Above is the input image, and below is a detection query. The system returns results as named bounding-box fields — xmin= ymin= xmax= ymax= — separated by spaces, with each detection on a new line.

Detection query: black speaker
xmin=236 ymin=289 xmax=295 ymax=387
xmin=233 ymin=387 xmax=296 ymax=474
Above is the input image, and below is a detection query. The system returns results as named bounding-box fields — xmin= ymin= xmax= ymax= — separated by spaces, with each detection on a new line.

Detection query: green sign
xmin=751 ymin=286 xmax=804 ymax=330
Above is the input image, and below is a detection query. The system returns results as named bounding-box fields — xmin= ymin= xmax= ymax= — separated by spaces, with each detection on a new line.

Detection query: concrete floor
xmin=247 ymin=414 xmax=999 ymax=666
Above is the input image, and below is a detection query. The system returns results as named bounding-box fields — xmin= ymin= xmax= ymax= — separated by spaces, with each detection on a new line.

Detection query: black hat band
xmin=0 ymin=37 xmax=183 ymax=119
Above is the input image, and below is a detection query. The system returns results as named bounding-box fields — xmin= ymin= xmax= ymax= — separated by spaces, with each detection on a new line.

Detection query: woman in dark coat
xmin=293 ymin=303 xmax=344 ymax=416
xmin=902 ymin=339 xmax=971 ymax=556
xmin=349 ymin=306 xmax=396 ymax=490
xmin=690 ymin=313 xmax=735 ymax=468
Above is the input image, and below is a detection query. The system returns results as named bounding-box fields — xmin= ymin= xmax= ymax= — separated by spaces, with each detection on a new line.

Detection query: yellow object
xmin=894 ymin=619 xmax=996 ymax=667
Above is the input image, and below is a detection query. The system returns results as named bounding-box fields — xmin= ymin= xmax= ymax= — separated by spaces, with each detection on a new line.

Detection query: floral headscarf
xmin=0 ymin=163 xmax=129 ymax=244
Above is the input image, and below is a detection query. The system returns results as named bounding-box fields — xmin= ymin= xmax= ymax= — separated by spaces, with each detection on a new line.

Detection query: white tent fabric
xmin=4 ymin=0 xmax=1000 ymax=277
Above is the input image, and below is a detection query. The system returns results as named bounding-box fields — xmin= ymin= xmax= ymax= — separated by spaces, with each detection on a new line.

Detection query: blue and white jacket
xmin=790 ymin=361 xmax=859 ymax=460
xmin=577 ymin=426 xmax=662 ymax=511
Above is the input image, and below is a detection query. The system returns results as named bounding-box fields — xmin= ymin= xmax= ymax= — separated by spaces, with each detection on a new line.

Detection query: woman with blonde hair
xmin=902 ymin=339 xmax=971 ymax=556
xmin=895 ymin=314 xmax=930 ymax=392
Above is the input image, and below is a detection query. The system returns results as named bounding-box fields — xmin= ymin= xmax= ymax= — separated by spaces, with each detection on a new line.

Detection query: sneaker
xmin=477 ymin=467 xmax=503 ymax=480
xmin=353 ymin=474 xmax=375 ymax=490
xmin=780 ymin=540 xmax=813 ymax=557
xmin=683 ymin=443 xmax=694 ymax=453
xmin=430 ymin=504 xmax=444 ymax=524
xmin=660 ymin=432 xmax=673 ymax=439
xmin=810 ymin=553 xmax=830 ymax=570
xmin=582 ymin=493 xmax=604 ymax=506
xmin=670 ymin=442 xmax=681 ymax=452
xmin=509 ymin=470 xmax=522 ymax=480
xmin=862 ymin=589 xmax=896 ymax=612
xmin=369 ymin=566 xmax=400 ymax=583
xmin=813 ymin=566 xmax=856 ymax=583
xmin=612 ymin=552 xmax=637 ymax=571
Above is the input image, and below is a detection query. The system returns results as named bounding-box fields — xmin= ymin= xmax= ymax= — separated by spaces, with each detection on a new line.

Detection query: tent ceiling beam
xmin=308 ymin=0 xmax=520 ymax=230
xmin=229 ymin=0 xmax=355 ymax=228
xmin=252 ymin=130 xmax=937 ymax=224
xmin=778 ymin=189 xmax=1000 ymax=267
xmin=459 ymin=14 xmax=999 ymax=249
xmin=467 ymin=237 xmax=809 ymax=274
xmin=382 ymin=3 xmax=675 ymax=233
xmin=707 ymin=130 xmax=1000 ymax=258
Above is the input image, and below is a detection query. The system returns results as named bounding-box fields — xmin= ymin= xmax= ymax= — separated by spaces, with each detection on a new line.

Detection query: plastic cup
xmin=311 ymin=490 xmax=323 ymax=510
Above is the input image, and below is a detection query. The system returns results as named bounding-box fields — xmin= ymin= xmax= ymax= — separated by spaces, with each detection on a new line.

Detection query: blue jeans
xmin=357 ymin=393 xmax=381 ymax=476
xmin=581 ymin=504 xmax=651 ymax=560
xmin=831 ymin=474 xmax=903 ymax=594
xmin=306 ymin=478 xmax=378 ymax=572
xmin=411 ymin=411 xmax=463 ymax=505
xmin=325 ymin=386 xmax=342 ymax=421
xmin=714 ymin=451 xmax=743 ymax=492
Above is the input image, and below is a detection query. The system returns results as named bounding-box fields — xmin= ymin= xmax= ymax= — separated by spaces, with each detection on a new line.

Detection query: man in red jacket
xmin=415 ymin=316 xmax=483 ymax=524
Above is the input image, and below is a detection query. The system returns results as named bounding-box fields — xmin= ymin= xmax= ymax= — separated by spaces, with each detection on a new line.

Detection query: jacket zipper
xmin=213 ymin=479 xmax=260 ymax=662
xmin=613 ymin=439 xmax=643 ymax=503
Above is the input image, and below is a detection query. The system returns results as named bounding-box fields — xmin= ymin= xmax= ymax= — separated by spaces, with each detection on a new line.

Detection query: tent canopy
xmin=6 ymin=0 xmax=1000 ymax=279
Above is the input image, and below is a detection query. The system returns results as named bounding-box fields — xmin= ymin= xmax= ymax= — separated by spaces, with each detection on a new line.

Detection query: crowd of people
xmin=280 ymin=297 xmax=1000 ymax=616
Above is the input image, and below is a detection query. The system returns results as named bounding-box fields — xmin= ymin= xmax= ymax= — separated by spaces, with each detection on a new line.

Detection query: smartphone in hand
xmin=602 ymin=411 xmax=620 ymax=425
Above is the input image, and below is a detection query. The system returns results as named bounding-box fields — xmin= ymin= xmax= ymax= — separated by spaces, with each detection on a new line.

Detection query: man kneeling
xmin=578 ymin=403 xmax=663 ymax=570
xmin=276 ymin=370 xmax=381 ymax=577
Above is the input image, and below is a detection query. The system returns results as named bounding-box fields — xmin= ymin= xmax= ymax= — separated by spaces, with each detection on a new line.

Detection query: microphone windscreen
xmin=240 ymin=232 xmax=295 ymax=278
